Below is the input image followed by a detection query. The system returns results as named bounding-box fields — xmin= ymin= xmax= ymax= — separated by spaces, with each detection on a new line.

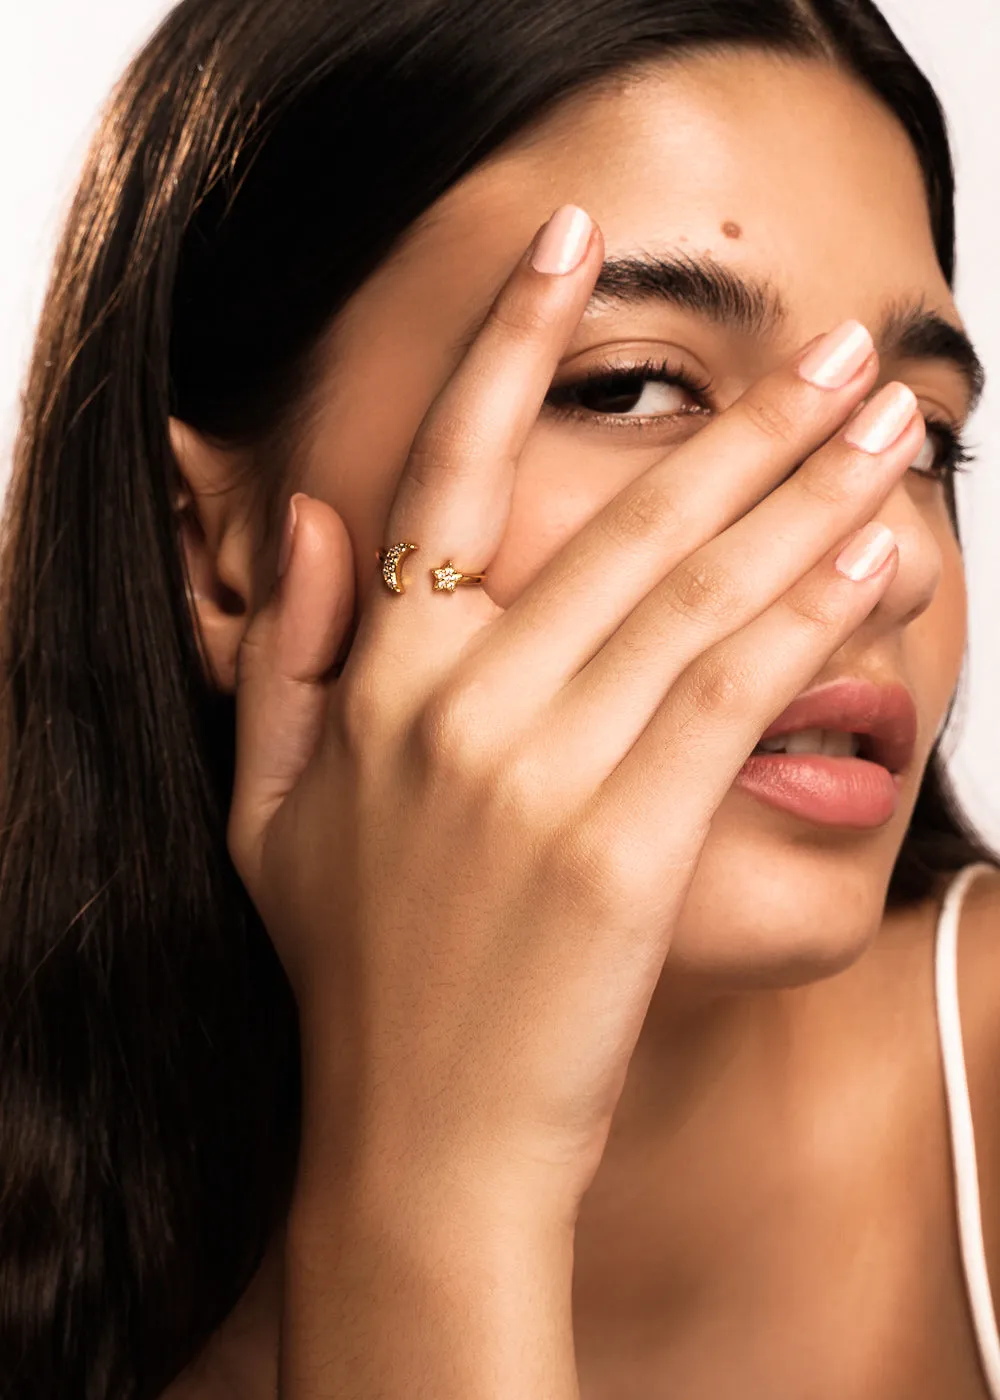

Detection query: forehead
xmin=410 ymin=49 xmax=955 ymax=336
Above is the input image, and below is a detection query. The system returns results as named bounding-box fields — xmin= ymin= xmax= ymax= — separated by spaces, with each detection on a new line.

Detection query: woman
xmin=1 ymin=0 xmax=998 ymax=1395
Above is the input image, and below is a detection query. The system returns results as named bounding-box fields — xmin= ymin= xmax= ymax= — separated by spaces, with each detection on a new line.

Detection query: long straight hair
xmin=1 ymin=0 xmax=996 ymax=1393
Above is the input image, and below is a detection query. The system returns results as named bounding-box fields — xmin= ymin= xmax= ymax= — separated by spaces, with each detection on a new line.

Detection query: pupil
xmin=578 ymin=373 xmax=644 ymax=414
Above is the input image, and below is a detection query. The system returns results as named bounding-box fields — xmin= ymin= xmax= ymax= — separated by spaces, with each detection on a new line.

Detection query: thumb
xmin=227 ymin=493 xmax=355 ymax=895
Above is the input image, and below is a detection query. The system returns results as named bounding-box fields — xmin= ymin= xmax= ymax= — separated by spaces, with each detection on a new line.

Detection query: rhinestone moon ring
xmin=376 ymin=544 xmax=487 ymax=596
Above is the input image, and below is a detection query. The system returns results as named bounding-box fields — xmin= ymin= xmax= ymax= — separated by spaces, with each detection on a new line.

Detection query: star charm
xmin=432 ymin=562 xmax=463 ymax=592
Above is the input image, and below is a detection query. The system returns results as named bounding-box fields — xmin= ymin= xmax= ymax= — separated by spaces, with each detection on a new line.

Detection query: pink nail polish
xmin=843 ymin=383 xmax=918 ymax=454
xmin=798 ymin=320 xmax=874 ymax=389
xmin=835 ymin=522 xmax=897 ymax=581
xmin=530 ymin=205 xmax=593 ymax=275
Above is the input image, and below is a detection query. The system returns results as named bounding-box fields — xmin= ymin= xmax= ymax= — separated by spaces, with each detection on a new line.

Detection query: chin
xmin=661 ymin=785 xmax=908 ymax=990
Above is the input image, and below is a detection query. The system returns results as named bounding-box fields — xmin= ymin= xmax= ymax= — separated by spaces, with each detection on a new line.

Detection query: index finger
xmin=358 ymin=205 xmax=603 ymax=642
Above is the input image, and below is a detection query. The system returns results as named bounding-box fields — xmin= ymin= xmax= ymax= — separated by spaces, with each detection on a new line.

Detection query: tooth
xmin=755 ymin=729 xmax=863 ymax=757
xmin=820 ymin=730 xmax=857 ymax=758
xmin=783 ymin=728 xmax=825 ymax=754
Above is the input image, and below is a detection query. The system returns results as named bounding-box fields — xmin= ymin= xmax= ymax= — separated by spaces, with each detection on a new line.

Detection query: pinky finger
xmin=587 ymin=522 xmax=900 ymax=869
xmin=228 ymin=495 xmax=355 ymax=897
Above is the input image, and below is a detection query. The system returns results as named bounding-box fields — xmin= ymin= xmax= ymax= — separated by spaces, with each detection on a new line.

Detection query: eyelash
xmin=922 ymin=419 xmax=976 ymax=481
xmin=544 ymin=357 xmax=975 ymax=480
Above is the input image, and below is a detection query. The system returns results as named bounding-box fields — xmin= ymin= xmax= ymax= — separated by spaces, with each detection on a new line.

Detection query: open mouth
xmin=738 ymin=680 xmax=916 ymax=828
xmin=751 ymin=729 xmax=878 ymax=763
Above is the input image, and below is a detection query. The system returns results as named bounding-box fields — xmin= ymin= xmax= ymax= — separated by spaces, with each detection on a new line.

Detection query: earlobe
xmin=168 ymin=416 xmax=258 ymax=695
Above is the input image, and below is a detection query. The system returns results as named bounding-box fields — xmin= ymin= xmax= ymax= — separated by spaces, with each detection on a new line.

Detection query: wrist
xmin=283 ymin=1171 xmax=579 ymax=1399
xmin=290 ymin=1125 xmax=578 ymax=1259
xmin=295 ymin=1020 xmax=585 ymax=1239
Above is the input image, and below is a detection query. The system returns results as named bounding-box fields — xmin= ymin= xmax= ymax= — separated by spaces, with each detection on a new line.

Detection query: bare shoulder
xmin=954 ymin=863 xmax=1000 ymax=1072
xmin=956 ymin=863 xmax=1000 ymax=1022
xmin=953 ymin=863 xmax=1000 ymax=1295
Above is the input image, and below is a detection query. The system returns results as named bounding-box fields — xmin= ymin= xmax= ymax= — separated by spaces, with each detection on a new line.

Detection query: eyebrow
xmin=588 ymin=251 xmax=986 ymax=413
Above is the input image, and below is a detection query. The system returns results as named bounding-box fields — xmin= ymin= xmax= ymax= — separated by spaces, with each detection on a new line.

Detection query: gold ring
xmin=431 ymin=561 xmax=488 ymax=593
xmin=376 ymin=542 xmax=419 ymax=594
xmin=376 ymin=545 xmax=488 ymax=596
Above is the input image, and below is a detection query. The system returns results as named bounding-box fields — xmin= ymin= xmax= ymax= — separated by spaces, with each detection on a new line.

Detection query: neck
xmin=572 ymin=887 xmax=942 ymax=1356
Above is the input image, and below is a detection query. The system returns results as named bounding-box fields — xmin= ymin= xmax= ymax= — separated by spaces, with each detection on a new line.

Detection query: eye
xmin=544 ymin=356 xmax=712 ymax=428
xmin=910 ymin=420 xmax=975 ymax=480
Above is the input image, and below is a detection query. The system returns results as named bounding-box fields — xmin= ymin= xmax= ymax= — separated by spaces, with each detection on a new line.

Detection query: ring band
xmin=376 ymin=544 xmax=488 ymax=596
xmin=431 ymin=561 xmax=488 ymax=593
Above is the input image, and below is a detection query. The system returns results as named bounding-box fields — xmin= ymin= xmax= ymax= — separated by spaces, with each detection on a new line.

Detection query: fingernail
xmin=530 ymin=205 xmax=593 ymax=275
xmin=278 ymin=494 xmax=303 ymax=579
xmin=835 ymin=522 xmax=897 ymax=581
xmin=798 ymin=320 xmax=874 ymax=389
xmin=843 ymin=383 xmax=918 ymax=454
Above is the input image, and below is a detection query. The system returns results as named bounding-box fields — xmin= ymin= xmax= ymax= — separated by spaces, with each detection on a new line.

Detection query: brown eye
xmin=555 ymin=370 xmax=697 ymax=417
xmin=545 ymin=358 xmax=712 ymax=426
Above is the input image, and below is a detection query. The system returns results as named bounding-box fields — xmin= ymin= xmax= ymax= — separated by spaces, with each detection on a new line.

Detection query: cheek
xmin=912 ymin=521 xmax=968 ymax=725
xmin=298 ymin=345 xmax=461 ymax=603
xmin=483 ymin=427 xmax=666 ymax=605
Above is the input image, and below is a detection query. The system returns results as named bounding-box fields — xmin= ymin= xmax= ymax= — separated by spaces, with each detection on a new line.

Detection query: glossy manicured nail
xmin=835 ymin=522 xmax=897 ymax=581
xmin=530 ymin=205 xmax=593 ymax=275
xmin=843 ymin=383 xmax=918 ymax=454
xmin=798 ymin=320 xmax=875 ymax=389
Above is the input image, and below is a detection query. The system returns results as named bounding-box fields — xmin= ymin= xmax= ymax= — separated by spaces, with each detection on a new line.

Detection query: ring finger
xmin=546 ymin=380 xmax=922 ymax=777
xmin=463 ymin=319 xmax=884 ymax=712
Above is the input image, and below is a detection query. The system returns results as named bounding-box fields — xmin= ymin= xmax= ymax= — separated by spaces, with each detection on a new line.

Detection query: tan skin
xmin=165 ymin=50 xmax=1000 ymax=1400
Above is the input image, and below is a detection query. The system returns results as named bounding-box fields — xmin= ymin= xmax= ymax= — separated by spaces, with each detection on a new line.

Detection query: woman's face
xmin=221 ymin=50 xmax=978 ymax=983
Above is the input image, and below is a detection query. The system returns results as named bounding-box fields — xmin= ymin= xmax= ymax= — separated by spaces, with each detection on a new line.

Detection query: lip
xmin=755 ymin=678 xmax=918 ymax=775
xmin=733 ymin=679 xmax=919 ymax=830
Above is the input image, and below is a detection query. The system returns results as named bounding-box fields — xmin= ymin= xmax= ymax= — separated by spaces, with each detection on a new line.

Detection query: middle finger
xmin=463 ymin=320 xmax=884 ymax=707
xmin=553 ymin=379 xmax=923 ymax=760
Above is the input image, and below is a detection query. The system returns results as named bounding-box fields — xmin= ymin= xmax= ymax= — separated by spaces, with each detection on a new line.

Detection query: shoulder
xmin=952 ymin=863 xmax=1000 ymax=1299
xmin=955 ymin=863 xmax=1000 ymax=1020
xmin=953 ymin=862 xmax=1000 ymax=1073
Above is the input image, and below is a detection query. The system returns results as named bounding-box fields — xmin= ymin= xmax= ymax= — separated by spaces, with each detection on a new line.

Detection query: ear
xmin=169 ymin=416 xmax=262 ymax=694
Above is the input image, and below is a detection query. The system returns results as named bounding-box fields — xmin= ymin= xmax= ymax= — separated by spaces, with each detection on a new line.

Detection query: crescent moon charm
xmin=377 ymin=542 xmax=419 ymax=594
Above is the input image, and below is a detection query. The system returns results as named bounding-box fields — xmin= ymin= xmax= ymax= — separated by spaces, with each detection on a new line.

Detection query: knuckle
xmin=794 ymin=460 xmax=853 ymax=509
xmin=411 ymin=688 xmax=496 ymax=779
xmin=741 ymin=393 xmax=799 ymax=447
xmin=665 ymin=555 xmax=738 ymax=625
xmin=401 ymin=442 xmax=447 ymax=497
xmin=601 ymin=482 xmax=682 ymax=548
xmin=488 ymin=287 xmax=555 ymax=341
xmin=786 ymin=582 xmax=844 ymax=631
xmin=406 ymin=418 xmax=487 ymax=489
xmin=550 ymin=821 xmax=655 ymax=915
xmin=685 ymin=653 xmax=749 ymax=721
xmin=493 ymin=747 xmax=547 ymax=818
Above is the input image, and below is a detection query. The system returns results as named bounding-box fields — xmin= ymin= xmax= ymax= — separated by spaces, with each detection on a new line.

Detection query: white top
xmin=935 ymin=861 xmax=1000 ymax=1396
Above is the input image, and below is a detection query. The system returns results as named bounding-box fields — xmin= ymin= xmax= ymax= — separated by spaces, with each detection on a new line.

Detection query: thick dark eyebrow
xmin=877 ymin=300 xmax=986 ymax=414
xmin=589 ymin=250 xmax=788 ymax=337
xmin=588 ymin=252 xmax=986 ymax=414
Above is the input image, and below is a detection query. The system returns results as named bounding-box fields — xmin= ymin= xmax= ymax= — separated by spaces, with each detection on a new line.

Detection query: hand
xmin=226 ymin=206 xmax=921 ymax=1220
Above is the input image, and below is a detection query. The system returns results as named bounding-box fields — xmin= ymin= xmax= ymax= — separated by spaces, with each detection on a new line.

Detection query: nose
xmin=852 ymin=473 xmax=950 ymax=634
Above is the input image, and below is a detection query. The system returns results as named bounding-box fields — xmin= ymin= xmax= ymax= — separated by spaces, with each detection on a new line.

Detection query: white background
xmin=1 ymin=0 xmax=998 ymax=845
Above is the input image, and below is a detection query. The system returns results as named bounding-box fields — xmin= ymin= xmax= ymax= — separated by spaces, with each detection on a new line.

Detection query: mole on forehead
xmin=722 ymin=221 xmax=743 ymax=240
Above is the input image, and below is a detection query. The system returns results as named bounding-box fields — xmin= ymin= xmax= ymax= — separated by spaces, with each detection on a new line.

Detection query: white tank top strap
xmin=934 ymin=861 xmax=1000 ymax=1398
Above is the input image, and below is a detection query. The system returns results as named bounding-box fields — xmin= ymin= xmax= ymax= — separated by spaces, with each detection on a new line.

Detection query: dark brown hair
xmin=0 ymin=0 xmax=995 ymax=1393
